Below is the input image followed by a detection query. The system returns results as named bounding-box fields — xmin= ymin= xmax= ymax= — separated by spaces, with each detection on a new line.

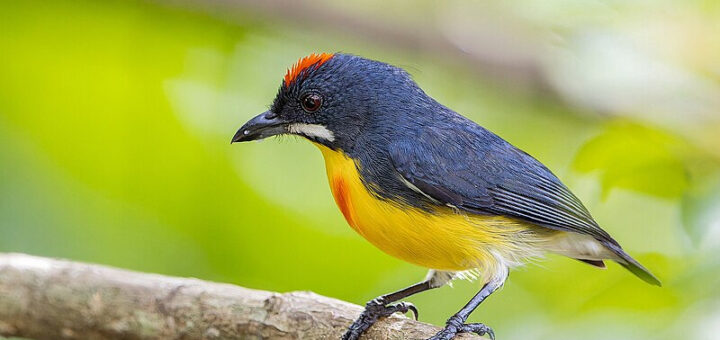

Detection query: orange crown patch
xmin=283 ymin=53 xmax=334 ymax=86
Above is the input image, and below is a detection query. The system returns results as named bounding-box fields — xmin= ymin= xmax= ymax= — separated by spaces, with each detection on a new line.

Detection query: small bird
xmin=232 ymin=53 xmax=660 ymax=340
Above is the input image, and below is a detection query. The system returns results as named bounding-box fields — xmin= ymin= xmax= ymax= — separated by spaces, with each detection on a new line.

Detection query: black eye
xmin=300 ymin=93 xmax=322 ymax=112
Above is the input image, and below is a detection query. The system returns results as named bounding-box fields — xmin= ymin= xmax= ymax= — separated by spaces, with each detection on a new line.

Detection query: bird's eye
xmin=300 ymin=93 xmax=322 ymax=113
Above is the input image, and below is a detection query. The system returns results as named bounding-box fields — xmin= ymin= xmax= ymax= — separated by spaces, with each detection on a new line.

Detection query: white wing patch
xmin=288 ymin=123 xmax=335 ymax=141
xmin=398 ymin=175 xmax=441 ymax=204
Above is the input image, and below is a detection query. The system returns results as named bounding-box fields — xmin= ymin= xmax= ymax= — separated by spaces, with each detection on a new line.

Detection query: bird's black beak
xmin=231 ymin=111 xmax=288 ymax=143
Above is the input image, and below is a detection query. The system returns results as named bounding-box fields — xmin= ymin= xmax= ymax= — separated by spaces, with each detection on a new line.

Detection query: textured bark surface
xmin=0 ymin=253 xmax=479 ymax=340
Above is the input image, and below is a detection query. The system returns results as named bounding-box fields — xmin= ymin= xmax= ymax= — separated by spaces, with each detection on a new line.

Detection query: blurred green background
xmin=2 ymin=1 xmax=720 ymax=339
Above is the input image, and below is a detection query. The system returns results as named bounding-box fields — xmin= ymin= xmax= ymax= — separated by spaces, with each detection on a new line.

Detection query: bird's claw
xmin=460 ymin=323 xmax=494 ymax=340
xmin=403 ymin=301 xmax=419 ymax=320
xmin=342 ymin=299 xmax=419 ymax=340
xmin=428 ymin=316 xmax=494 ymax=340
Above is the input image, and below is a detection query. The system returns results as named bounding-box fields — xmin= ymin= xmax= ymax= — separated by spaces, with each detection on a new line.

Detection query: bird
xmin=231 ymin=53 xmax=660 ymax=340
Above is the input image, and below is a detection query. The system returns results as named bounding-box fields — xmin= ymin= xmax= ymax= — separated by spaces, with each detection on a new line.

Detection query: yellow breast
xmin=315 ymin=144 xmax=549 ymax=271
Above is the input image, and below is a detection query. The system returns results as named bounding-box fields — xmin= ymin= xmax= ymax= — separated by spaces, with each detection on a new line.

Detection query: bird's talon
xmin=388 ymin=301 xmax=418 ymax=320
xmin=429 ymin=321 xmax=494 ymax=340
xmin=405 ymin=302 xmax=419 ymax=320
xmin=342 ymin=300 xmax=420 ymax=340
xmin=460 ymin=323 xmax=494 ymax=339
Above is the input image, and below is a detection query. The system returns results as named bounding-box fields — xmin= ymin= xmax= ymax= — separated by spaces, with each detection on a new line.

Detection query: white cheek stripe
xmin=288 ymin=123 xmax=335 ymax=142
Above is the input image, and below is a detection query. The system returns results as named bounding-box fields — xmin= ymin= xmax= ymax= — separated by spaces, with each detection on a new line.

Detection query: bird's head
xmin=232 ymin=53 xmax=430 ymax=153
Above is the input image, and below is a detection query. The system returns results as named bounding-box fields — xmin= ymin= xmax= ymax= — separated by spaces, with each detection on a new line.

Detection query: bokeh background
xmin=2 ymin=1 xmax=720 ymax=339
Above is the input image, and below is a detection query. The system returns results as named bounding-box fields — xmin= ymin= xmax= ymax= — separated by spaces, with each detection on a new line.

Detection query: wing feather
xmin=388 ymin=126 xmax=618 ymax=246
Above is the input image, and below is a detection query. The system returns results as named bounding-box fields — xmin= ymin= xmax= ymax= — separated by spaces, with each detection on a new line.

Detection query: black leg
xmin=342 ymin=280 xmax=436 ymax=340
xmin=428 ymin=273 xmax=507 ymax=340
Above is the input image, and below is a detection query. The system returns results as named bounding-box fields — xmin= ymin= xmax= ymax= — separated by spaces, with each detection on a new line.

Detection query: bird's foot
xmin=428 ymin=315 xmax=494 ymax=340
xmin=342 ymin=298 xmax=418 ymax=340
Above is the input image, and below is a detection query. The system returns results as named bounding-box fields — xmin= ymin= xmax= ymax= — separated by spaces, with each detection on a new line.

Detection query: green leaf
xmin=573 ymin=121 xmax=689 ymax=199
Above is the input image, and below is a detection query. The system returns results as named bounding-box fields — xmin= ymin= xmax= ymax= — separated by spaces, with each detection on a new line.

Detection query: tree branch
xmin=0 ymin=253 xmax=479 ymax=340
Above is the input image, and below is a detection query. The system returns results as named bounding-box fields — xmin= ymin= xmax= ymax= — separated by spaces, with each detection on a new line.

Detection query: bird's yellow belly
xmin=316 ymin=144 xmax=546 ymax=271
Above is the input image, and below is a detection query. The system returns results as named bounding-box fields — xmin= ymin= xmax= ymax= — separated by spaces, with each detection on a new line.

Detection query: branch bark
xmin=0 ymin=253 xmax=479 ymax=340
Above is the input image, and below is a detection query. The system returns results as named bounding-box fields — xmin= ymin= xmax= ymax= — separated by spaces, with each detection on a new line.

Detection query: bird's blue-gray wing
xmin=388 ymin=125 xmax=618 ymax=246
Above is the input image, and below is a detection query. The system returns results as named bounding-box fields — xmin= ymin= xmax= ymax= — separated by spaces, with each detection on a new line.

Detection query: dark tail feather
xmin=577 ymin=259 xmax=606 ymax=268
xmin=603 ymin=242 xmax=661 ymax=286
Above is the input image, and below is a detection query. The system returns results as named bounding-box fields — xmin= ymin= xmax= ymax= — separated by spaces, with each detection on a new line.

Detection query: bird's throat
xmin=313 ymin=143 xmax=362 ymax=233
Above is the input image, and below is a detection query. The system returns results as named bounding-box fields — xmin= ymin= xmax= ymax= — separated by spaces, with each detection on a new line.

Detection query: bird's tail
xmin=603 ymin=241 xmax=661 ymax=286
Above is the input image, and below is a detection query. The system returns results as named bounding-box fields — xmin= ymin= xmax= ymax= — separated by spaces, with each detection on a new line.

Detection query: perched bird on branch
xmin=232 ymin=53 xmax=660 ymax=340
